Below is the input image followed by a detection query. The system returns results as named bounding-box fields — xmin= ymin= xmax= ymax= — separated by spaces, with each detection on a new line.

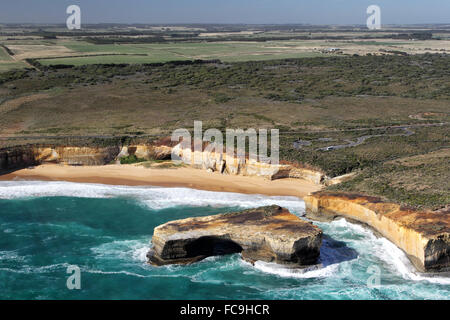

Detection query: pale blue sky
xmin=0 ymin=0 xmax=449 ymax=25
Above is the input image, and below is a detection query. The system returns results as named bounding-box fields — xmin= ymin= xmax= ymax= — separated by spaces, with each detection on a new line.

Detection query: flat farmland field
xmin=1 ymin=28 xmax=450 ymax=69
xmin=0 ymin=61 xmax=28 ymax=72
xmin=37 ymin=53 xmax=187 ymax=66
xmin=36 ymin=41 xmax=329 ymax=65
xmin=0 ymin=47 xmax=13 ymax=61
xmin=28 ymin=38 xmax=450 ymax=66
xmin=0 ymin=45 xmax=29 ymax=72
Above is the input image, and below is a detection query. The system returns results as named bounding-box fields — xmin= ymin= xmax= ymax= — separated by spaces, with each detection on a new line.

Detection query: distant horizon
xmin=1 ymin=1 xmax=449 ymax=25
xmin=1 ymin=22 xmax=450 ymax=27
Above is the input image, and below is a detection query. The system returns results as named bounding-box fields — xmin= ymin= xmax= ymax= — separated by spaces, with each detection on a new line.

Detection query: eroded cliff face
xmin=0 ymin=147 xmax=36 ymax=170
xmin=147 ymin=205 xmax=323 ymax=267
xmin=171 ymin=144 xmax=326 ymax=183
xmin=304 ymin=192 xmax=450 ymax=273
xmin=0 ymin=144 xmax=171 ymax=170
xmin=0 ymin=142 xmax=327 ymax=184
xmin=118 ymin=144 xmax=326 ymax=183
xmin=0 ymin=145 xmax=121 ymax=170
xmin=36 ymin=146 xmax=120 ymax=166
xmin=116 ymin=145 xmax=172 ymax=162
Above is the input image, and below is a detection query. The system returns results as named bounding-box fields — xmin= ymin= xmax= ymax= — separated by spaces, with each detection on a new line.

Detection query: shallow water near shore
xmin=0 ymin=181 xmax=449 ymax=300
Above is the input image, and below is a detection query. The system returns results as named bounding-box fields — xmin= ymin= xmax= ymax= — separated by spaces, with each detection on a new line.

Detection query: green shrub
xmin=120 ymin=154 xmax=146 ymax=164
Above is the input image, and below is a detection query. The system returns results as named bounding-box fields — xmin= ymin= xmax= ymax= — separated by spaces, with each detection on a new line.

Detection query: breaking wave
xmin=0 ymin=180 xmax=305 ymax=213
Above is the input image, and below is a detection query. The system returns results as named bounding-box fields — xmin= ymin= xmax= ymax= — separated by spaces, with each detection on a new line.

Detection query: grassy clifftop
xmin=0 ymin=54 xmax=448 ymax=209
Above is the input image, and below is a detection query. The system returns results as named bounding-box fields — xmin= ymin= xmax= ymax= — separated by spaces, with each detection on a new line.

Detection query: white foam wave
xmin=91 ymin=239 xmax=150 ymax=263
xmin=251 ymin=261 xmax=338 ymax=279
xmin=253 ymin=218 xmax=450 ymax=284
xmin=376 ymin=237 xmax=450 ymax=285
xmin=329 ymin=218 xmax=450 ymax=285
xmin=0 ymin=250 xmax=28 ymax=262
xmin=84 ymin=269 xmax=149 ymax=278
xmin=0 ymin=263 xmax=71 ymax=274
xmin=0 ymin=180 xmax=305 ymax=213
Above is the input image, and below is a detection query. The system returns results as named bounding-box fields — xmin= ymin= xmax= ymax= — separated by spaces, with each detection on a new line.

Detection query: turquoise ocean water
xmin=0 ymin=180 xmax=448 ymax=300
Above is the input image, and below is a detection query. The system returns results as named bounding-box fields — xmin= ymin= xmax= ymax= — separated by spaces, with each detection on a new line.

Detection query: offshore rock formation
xmin=304 ymin=192 xmax=450 ymax=272
xmin=147 ymin=205 xmax=323 ymax=267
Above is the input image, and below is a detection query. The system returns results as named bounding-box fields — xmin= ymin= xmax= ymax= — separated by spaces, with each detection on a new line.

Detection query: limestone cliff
xmin=0 ymin=142 xmax=327 ymax=184
xmin=171 ymin=144 xmax=326 ymax=183
xmin=0 ymin=147 xmax=36 ymax=170
xmin=147 ymin=205 xmax=323 ymax=267
xmin=115 ymin=145 xmax=172 ymax=162
xmin=35 ymin=146 xmax=120 ymax=166
xmin=0 ymin=144 xmax=135 ymax=169
xmin=304 ymin=192 xmax=450 ymax=272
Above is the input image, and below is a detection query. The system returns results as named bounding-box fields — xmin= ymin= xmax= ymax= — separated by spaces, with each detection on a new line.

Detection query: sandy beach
xmin=0 ymin=164 xmax=322 ymax=198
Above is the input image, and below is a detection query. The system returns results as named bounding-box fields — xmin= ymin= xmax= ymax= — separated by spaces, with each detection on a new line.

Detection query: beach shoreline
xmin=0 ymin=164 xmax=322 ymax=198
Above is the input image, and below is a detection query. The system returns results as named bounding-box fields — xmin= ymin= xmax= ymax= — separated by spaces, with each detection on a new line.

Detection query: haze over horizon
xmin=1 ymin=0 xmax=449 ymax=25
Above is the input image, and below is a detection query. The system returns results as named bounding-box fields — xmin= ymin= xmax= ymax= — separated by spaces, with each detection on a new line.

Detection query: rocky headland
xmin=305 ymin=191 xmax=450 ymax=272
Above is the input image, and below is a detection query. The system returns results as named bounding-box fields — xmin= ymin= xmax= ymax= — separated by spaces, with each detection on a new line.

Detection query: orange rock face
xmin=147 ymin=205 xmax=323 ymax=267
xmin=304 ymin=192 xmax=450 ymax=272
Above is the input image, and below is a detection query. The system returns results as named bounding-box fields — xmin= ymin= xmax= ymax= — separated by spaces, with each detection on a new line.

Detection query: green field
xmin=0 ymin=45 xmax=29 ymax=72
xmin=37 ymin=52 xmax=325 ymax=65
xmin=2 ymin=30 xmax=449 ymax=68
xmin=33 ymin=41 xmax=328 ymax=65
xmin=0 ymin=61 xmax=28 ymax=72
xmin=37 ymin=54 xmax=187 ymax=66
xmin=0 ymin=47 xmax=13 ymax=61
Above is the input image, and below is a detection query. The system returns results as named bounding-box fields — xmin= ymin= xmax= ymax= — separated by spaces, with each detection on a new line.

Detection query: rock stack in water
xmin=147 ymin=205 xmax=323 ymax=267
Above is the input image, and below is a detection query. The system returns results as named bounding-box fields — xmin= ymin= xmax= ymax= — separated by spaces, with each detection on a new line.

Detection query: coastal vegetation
xmin=119 ymin=154 xmax=146 ymax=164
xmin=0 ymin=24 xmax=448 ymax=210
